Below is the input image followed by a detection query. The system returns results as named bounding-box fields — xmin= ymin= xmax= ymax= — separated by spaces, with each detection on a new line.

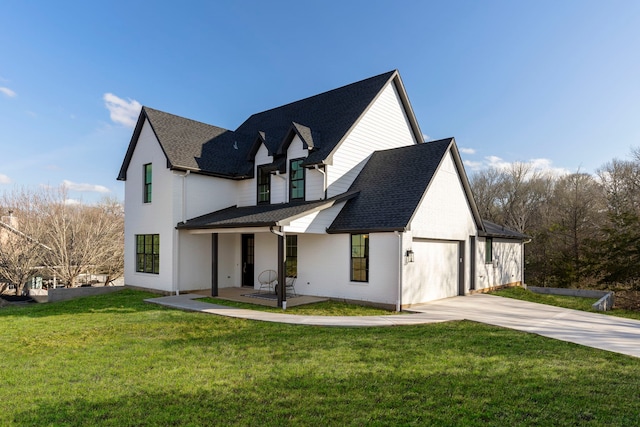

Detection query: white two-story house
xmin=117 ymin=70 xmax=527 ymax=310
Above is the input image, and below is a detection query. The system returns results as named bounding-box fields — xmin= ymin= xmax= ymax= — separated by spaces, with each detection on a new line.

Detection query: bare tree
xmin=0 ymin=188 xmax=50 ymax=295
xmin=40 ymin=188 xmax=124 ymax=287
xmin=548 ymin=173 xmax=605 ymax=285
xmin=94 ymin=197 xmax=124 ymax=286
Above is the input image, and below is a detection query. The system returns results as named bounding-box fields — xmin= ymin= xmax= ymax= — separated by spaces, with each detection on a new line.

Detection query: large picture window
xmin=136 ymin=234 xmax=160 ymax=274
xmin=289 ymin=159 xmax=305 ymax=201
xmin=351 ymin=234 xmax=369 ymax=282
xmin=286 ymin=235 xmax=297 ymax=277
xmin=257 ymin=166 xmax=270 ymax=204
xmin=143 ymin=163 xmax=152 ymax=203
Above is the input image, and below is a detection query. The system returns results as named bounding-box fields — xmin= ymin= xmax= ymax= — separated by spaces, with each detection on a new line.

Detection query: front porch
xmin=191 ymin=287 xmax=329 ymax=308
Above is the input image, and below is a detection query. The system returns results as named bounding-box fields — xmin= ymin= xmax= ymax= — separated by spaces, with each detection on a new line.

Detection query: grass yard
xmin=196 ymin=297 xmax=401 ymax=316
xmin=1 ymin=289 xmax=640 ymax=426
xmin=492 ymin=287 xmax=640 ymax=321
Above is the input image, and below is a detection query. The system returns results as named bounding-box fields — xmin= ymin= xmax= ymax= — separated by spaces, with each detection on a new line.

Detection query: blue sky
xmin=1 ymin=1 xmax=639 ymax=203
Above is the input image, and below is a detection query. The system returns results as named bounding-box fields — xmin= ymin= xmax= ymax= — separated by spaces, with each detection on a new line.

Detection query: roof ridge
xmin=241 ymin=70 xmax=397 ymax=121
xmin=143 ymin=106 xmax=232 ymax=133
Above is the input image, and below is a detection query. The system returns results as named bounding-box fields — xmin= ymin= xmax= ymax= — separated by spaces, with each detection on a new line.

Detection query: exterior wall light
xmin=405 ymin=249 xmax=414 ymax=263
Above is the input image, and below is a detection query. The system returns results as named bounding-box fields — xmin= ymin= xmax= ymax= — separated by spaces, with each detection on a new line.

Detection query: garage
xmin=405 ymin=239 xmax=462 ymax=304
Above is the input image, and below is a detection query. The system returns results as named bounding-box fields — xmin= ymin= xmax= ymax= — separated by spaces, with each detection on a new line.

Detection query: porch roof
xmin=479 ymin=220 xmax=530 ymax=240
xmin=176 ymin=191 xmax=359 ymax=230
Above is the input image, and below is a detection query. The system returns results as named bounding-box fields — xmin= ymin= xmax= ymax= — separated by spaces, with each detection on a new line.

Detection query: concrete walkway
xmin=146 ymin=293 xmax=640 ymax=358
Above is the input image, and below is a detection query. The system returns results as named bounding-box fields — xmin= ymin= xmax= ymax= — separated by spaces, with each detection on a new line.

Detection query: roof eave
xmin=326 ymin=226 xmax=407 ymax=234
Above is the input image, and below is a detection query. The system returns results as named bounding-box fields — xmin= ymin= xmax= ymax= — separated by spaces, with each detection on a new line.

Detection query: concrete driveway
xmin=411 ymin=294 xmax=640 ymax=358
xmin=148 ymin=293 xmax=640 ymax=358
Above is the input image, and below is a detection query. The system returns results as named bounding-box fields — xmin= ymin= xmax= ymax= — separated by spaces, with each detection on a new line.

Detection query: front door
xmin=241 ymin=234 xmax=255 ymax=287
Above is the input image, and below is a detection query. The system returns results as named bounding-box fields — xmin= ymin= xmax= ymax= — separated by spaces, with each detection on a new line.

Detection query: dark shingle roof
xmin=480 ymin=220 xmax=530 ymax=240
xmin=235 ymin=70 xmax=397 ymax=165
xmin=327 ymin=138 xmax=453 ymax=233
xmin=119 ymin=71 xmax=404 ymax=180
xmin=177 ymin=191 xmax=358 ymax=230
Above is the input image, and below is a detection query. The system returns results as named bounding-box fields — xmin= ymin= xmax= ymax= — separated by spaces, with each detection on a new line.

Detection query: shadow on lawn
xmin=0 ymin=289 xmax=163 ymax=318
xmin=10 ymin=362 xmax=636 ymax=426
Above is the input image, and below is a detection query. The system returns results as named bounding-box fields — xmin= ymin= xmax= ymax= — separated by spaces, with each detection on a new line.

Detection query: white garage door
xmin=411 ymin=239 xmax=460 ymax=302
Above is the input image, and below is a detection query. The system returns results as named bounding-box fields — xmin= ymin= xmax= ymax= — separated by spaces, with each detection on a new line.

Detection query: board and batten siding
xmin=475 ymin=237 xmax=522 ymax=290
xmin=326 ymin=81 xmax=418 ymax=198
xmin=123 ymin=119 xmax=178 ymax=293
xmin=292 ymin=233 xmax=399 ymax=305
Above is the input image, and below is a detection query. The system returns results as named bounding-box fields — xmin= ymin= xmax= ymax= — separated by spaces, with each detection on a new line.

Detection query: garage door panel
xmin=406 ymin=240 xmax=459 ymax=304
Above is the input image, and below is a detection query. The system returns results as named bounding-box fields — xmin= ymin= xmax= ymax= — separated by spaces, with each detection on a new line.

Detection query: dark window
xmin=136 ymin=234 xmax=160 ymax=274
xmin=351 ymin=234 xmax=369 ymax=282
xmin=485 ymin=238 xmax=493 ymax=264
xmin=289 ymin=159 xmax=305 ymax=201
xmin=143 ymin=163 xmax=152 ymax=203
xmin=286 ymin=235 xmax=297 ymax=277
xmin=257 ymin=166 xmax=270 ymax=204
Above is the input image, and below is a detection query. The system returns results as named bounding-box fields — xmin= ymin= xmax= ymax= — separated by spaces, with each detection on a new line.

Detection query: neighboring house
xmin=118 ymin=70 xmax=527 ymax=310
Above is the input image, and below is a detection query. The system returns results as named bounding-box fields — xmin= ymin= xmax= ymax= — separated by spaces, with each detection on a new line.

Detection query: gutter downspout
xmin=395 ymin=231 xmax=403 ymax=312
xmin=315 ymin=164 xmax=327 ymax=200
xmin=521 ymin=238 xmax=532 ymax=289
xmin=173 ymin=170 xmax=190 ymax=296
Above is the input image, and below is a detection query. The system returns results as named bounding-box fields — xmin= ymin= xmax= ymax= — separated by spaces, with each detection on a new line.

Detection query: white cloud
xmin=459 ymin=147 xmax=476 ymax=155
xmin=422 ymin=134 xmax=431 ymax=142
xmin=0 ymin=173 xmax=11 ymax=184
xmin=479 ymin=155 xmax=570 ymax=177
xmin=103 ymin=93 xmax=142 ymax=128
xmin=463 ymin=160 xmax=484 ymax=171
xmin=62 ymin=180 xmax=110 ymax=193
xmin=0 ymin=87 xmax=16 ymax=98
xmin=64 ymin=198 xmax=82 ymax=206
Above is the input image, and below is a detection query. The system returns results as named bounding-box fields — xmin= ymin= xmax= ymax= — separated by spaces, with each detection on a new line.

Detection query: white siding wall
xmin=475 ymin=238 xmax=522 ymax=290
xmin=305 ymin=167 xmax=325 ymax=200
xmin=327 ymin=82 xmax=417 ymax=197
xmin=123 ymin=120 xmax=177 ymax=293
xmin=404 ymin=150 xmax=477 ymax=300
xmin=292 ymin=233 xmax=398 ymax=306
xmin=284 ymin=202 xmax=346 ymax=234
xmin=217 ymin=233 xmax=241 ymax=288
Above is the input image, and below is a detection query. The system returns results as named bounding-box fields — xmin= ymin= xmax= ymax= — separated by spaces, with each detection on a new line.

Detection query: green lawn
xmin=197 ymin=297 xmax=401 ymax=316
xmin=2 ymin=289 xmax=640 ymax=426
xmin=492 ymin=287 xmax=640 ymax=320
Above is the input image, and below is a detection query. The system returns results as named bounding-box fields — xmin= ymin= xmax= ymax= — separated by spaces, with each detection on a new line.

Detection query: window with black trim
xmin=286 ymin=235 xmax=297 ymax=277
xmin=289 ymin=159 xmax=305 ymax=201
xmin=351 ymin=234 xmax=369 ymax=282
xmin=143 ymin=163 xmax=152 ymax=203
xmin=485 ymin=237 xmax=493 ymax=264
xmin=257 ymin=166 xmax=270 ymax=204
xmin=136 ymin=234 xmax=159 ymax=274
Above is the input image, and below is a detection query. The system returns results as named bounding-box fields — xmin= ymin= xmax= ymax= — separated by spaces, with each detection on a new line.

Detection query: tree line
xmin=470 ymin=148 xmax=640 ymax=290
xmin=0 ymin=187 xmax=123 ymax=296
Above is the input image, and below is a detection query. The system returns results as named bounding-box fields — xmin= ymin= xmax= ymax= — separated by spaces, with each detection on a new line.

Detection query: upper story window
xmin=289 ymin=159 xmax=305 ymax=201
xmin=351 ymin=234 xmax=369 ymax=282
xmin=257 ymin=165 xmax=270 ymax=204
xmin=143 ymin=163 xmax=152 ymax=203
xmin=485 ymin=238 xmax=493 ymax=264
